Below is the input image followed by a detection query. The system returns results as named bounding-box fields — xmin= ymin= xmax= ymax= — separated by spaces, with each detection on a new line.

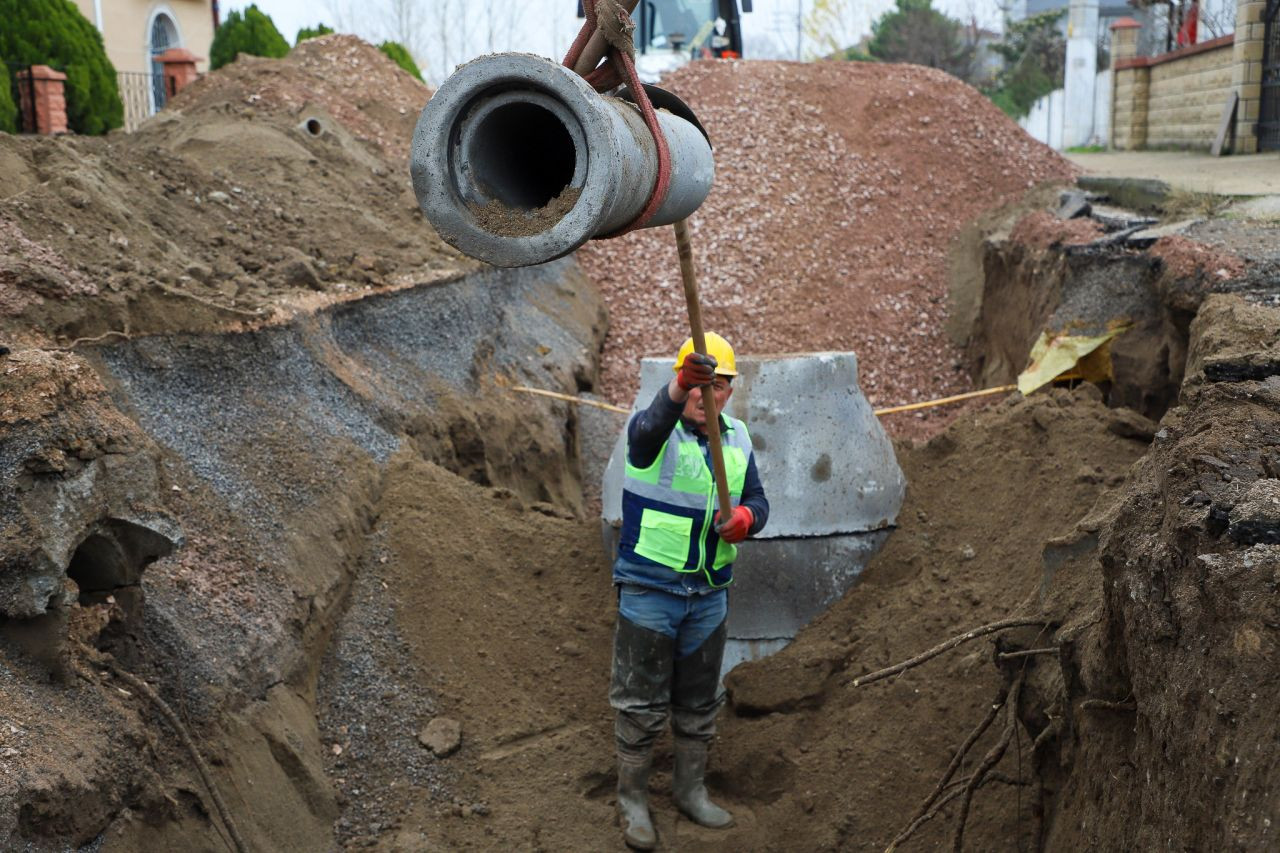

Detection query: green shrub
xmin=378 ymin=41 xmax=423 ymax=82
xmin=0 ymin=0 xmax=122 ymax=135
xmin=295 ymin=23 xmax=334 ymax=45
xmin=210 ymin=4 xmax=290 ymax=70
xmin=0 ymin=63 xmax=16 ymax=133
xmin=984 ymin=10 xmax=1065 ymax=119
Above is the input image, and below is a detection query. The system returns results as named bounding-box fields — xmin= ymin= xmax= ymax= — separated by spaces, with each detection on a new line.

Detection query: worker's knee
xmin=616 ymin=707 xmax=668 ymax=752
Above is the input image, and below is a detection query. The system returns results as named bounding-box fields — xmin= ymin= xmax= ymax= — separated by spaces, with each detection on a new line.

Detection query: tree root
xmin=1081 ymin=698 xmax=1136 ymax=712
xmin=885 ymin=685 xmax=1010 ymax=852
xmin=950 ymin=670 xmax=1024 ymax=852
xmin=883 ymin=620 xmax=1051 ymax=853
xmin=848 ymin=617 xmax=1048 ymax=688
xmin=76 ymin=643 xmax=249 ymax=853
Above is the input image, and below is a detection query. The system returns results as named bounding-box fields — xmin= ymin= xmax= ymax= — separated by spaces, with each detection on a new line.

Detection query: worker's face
xmin=682 ymin=376 xmax=733 ymax=430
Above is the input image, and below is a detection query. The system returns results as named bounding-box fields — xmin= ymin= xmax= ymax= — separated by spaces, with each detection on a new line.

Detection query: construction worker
xmin=610 ymin=332 xmax=769 ymax=850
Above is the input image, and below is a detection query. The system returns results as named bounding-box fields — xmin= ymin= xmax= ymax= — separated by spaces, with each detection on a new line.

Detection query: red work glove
xmin=676 ymin=352 xmax=718 ymax=391
xmin=715 ymin=506 xmax=754 ymax=544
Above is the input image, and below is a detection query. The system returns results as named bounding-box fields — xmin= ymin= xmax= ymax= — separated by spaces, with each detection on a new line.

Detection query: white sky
xmin=224 ymin=0 xmax=1006 ymax=83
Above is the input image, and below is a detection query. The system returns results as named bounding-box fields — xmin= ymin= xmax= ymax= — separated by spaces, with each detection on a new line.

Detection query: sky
xmin=224 ymin=0 xmax=1007 ymax=83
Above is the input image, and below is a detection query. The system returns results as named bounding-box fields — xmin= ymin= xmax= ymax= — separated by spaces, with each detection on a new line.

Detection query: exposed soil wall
xmin=950 ymin=198 xmax=1254 ymax=423
xmin=0 ymin=256 xmax=606 ymax=850
xmin=1029 ymin=293 xmax=1280 ymax=850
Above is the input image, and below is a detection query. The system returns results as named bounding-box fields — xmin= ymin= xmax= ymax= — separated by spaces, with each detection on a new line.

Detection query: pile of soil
xmin=0 ymin=36 xmax=468 ymax=349
xmin=715 ymin=386 xmax=1153 ymax=850
xmin=579 ymin=60 xmax=1077 ymax=439
xmin=314 ymin=386 xmax=1150 ymax=851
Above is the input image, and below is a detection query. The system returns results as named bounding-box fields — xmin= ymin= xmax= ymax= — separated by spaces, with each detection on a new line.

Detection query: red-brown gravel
xmin=577 ymin=59 xmax=1077 ymax=439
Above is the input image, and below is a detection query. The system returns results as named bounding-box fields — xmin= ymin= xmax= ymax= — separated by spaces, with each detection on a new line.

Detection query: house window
xmin=149 ymin=12 xmax=180 ymax=111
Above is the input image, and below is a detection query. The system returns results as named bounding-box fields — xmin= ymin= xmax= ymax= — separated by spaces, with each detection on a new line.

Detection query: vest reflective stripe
xmin=621 ymin=416 xmax=754 ymax=587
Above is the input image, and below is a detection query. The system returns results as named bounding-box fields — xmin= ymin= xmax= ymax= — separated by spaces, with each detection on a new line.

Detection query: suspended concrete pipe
xmin=601 ymin=354 xmax=907 ymax=676
xmin=410 ymin=53 xmax=715 ymax=268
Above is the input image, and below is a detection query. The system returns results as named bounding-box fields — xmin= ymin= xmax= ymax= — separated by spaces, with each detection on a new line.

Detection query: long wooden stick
xmin=674 ymin=219 xmax=734 ymax=522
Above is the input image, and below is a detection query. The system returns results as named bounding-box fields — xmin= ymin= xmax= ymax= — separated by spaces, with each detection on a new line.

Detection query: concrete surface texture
xmin=1068 ymin=150 xmax=1280 ymax=195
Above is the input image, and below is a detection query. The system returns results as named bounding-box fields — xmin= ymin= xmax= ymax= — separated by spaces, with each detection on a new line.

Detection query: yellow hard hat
xmin=672 ymin=332 xmax=737 ymax=376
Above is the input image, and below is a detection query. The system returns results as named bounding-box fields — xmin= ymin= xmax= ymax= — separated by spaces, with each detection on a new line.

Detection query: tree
xmin=378 ymin=41 xmax=423 ymax=80
xmin=210 ymin=4 xmax=290 ymax=70
xmin=295 ymin=23 xmax=335 ymax=45
xmin=866 ymin=0 xmax=976 ymax=81
xmin=0 ymin=0 xmax=122 ymax=135
xmin=0 ymin=63 xmax=16 ymax=133
xmin=985 ymin=9 xmax=1065 ymax=118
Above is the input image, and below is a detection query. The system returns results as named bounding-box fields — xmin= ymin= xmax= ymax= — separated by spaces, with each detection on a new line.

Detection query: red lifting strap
xmin=561 ymin=0 xmax=673 ymax=238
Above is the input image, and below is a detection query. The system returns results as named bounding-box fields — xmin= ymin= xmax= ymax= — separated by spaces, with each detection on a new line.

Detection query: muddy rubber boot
xmin=616 ymin=748 xmax=657 ymax=850
xmin=672 ymin=737 xmax=734 ymax=829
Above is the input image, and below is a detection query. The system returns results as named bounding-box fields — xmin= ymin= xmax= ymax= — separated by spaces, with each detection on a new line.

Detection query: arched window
xmin=149 ymin=12 xmax=180 ymax=111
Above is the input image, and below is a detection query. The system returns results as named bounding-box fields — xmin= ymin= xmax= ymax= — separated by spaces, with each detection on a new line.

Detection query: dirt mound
xmin=579 ymin=59 xmax=1077 ymax=439
xmin=172 ymin=35 xmax=428 ymax=162
xmin=0 ymin=36 xmax=466 ymax=349
xmin=712 ymin=386 xmax=1150 ymax=849
xmin=316 ymin=452 xmax=618 ymax=848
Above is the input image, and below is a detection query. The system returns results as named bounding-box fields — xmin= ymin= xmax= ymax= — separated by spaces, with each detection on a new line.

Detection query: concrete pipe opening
xmin=468 ymin=101 xmax=576 ymax=211
xmin=67 ymin=518 xmax=176 ymax=606
xmin=411 ymin=53 xmax=713 ymax=267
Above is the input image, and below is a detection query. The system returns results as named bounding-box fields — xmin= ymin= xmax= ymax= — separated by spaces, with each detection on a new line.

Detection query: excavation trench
xmin=2 ymin=199 xmax=1264 ymax=852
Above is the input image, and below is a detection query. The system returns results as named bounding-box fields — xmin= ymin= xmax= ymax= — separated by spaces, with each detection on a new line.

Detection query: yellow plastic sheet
xmin=1017 ymin=323 xmax=1131 ymax=396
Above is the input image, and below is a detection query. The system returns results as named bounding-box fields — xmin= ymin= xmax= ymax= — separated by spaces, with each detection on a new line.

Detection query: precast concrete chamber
xmin=601 ymin=353 xmax=906 ymax=674
xmin=410 ymin=53 xmax=715 ymax=267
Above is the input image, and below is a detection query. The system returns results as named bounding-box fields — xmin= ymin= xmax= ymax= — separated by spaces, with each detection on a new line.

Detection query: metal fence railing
xmin=117 ymin=70 xmax=169 ymax=132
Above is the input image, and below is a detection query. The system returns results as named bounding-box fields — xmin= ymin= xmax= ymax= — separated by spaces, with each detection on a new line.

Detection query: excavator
xmin=576 ymin=0 xmax=752 ymax=80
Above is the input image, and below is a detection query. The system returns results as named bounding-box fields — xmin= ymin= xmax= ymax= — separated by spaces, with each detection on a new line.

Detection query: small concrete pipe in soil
xmin=410 ymin=53 xmax=715 ymax=268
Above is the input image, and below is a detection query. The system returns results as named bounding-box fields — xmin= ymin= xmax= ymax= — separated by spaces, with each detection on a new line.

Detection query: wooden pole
xmin=674 ymin=219 xmax=734 ymax=522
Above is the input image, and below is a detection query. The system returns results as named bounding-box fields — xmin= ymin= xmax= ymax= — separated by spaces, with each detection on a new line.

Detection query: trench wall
xmin=0 ymin=258 xmax=607 ymax=849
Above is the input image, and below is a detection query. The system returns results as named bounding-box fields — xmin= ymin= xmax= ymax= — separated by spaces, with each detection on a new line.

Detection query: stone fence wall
xmin=1109 ymin=0 xmax=1269 ymax=153
xmin=1113 ymin=34 xmax=1236 ymax=149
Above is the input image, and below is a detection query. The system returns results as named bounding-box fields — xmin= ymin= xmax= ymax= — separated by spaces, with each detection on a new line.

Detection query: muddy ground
xmin=2 ymin=35 xmax=1279 ymax=853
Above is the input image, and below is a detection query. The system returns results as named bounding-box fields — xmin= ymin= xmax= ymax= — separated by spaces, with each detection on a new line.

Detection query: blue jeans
xmin=618 ymin=584 xmax=727 ymax=660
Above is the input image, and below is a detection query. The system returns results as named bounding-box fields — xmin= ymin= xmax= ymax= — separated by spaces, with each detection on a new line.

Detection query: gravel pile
xmin=578 ymin=59 xmax=1077 ymax=437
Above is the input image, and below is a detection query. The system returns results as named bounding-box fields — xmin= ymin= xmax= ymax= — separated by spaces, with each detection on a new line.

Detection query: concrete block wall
xmin=1145 ymin=41 xmax=1237 ymax=147
xmin=1109 ymin=0 xmax=1265 ymax=152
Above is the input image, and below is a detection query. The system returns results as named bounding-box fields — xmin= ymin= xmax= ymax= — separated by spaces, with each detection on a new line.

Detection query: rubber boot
xmin=672 ymin=737 xmax=734 ymax=828
xmin=616 ymin=748 xmax=657 ymax=850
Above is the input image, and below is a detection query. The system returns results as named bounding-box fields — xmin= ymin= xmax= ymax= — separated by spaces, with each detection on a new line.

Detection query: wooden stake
xmin=674 ymin=219 xmax=734 ymax=522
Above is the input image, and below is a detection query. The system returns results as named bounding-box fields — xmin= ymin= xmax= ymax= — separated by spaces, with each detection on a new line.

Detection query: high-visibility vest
xmin=619 ymin=415 xmax=754 ymax=588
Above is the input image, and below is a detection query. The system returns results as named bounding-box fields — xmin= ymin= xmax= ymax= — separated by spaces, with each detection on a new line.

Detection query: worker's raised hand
xmin=676 ymin=352 xmax=718 ymax=391
xmin=714 ymin=506 xmax=754 ymax=544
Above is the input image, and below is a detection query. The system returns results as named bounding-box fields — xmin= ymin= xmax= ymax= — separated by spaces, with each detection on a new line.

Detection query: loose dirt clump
xmin=1149 ymin=233 xmax=1247 ymax=282
xmin=0 ymin=36 xmax=467 ymax=349
xmin=1008 ymin=209 xmax=1105 ymax=249
xmin=579 ymin=59 xmax=1077 ymax=440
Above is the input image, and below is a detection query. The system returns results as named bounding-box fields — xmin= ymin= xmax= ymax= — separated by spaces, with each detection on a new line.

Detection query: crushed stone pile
xmin=0 ymin=35 xmax=468 ymax=349
xmin=579 ymin=60 xmax=1076 ymax=438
